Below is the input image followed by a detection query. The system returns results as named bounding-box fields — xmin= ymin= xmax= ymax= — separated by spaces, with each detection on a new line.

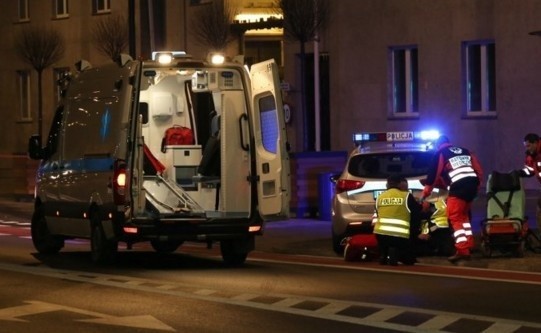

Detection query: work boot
xmin=448 ymin=252 xmax=471 ymax=264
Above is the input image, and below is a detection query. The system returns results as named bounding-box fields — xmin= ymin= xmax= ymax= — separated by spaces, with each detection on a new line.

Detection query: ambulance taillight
xmin=113 ymin=160 xmax=127 ymax=205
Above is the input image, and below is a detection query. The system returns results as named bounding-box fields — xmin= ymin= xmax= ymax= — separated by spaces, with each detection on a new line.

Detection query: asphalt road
xmin=1 ymin=193 xmax=541 ymax=273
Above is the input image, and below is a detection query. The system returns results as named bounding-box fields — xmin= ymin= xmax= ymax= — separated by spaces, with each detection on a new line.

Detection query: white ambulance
xmin=28 ymin=52 xmax=290 ymax=265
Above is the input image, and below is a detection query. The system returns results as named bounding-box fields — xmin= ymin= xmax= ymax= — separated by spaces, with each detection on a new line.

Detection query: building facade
xmin=2 ymin=0 xmax=541 ymax=194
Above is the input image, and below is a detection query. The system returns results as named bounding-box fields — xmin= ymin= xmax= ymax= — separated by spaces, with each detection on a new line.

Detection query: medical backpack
xmin=161 ymin=125 xmax=194 ymax=152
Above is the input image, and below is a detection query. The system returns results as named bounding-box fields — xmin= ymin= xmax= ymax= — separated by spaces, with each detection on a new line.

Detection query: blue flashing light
xmin=416 ymin=130 xmax=440 ymax=141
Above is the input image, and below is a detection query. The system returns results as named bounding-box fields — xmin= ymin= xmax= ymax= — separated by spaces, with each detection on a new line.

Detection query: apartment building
xmin=2 ymin=0 xmax=541 ymax=195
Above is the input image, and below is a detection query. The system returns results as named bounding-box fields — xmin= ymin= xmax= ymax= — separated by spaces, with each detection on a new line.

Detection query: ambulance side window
xmin=44 ymin=105 xmax=64 ymax=158
xmin=258 ymin=95 xmax=279 ymax=154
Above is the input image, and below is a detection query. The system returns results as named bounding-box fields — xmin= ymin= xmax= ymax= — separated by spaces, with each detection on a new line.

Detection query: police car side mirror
xmin=28 ymin=135 xmax=44 ymax=160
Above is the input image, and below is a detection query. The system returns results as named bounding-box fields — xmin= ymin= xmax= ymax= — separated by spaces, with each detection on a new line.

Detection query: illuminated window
xmin=463 ymin=40 xmax=496 ymax=116
xmin=54 ymin=0 xmax=69 ymax=18
xmin=18 ymin=0 xmax=29 ymax=21
xmin=390 ymin=45 xmax=418 ymax=117
xmin=17 ymin=70 xmax=31 ymax=121
xmin=93 ymin=0 xmax=111 ymax=14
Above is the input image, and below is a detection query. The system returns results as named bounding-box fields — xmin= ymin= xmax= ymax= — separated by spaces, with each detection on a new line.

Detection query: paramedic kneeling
xmin=418 ymin=188 xmax=455 ymax=257
xmin=422 ymin=135 xmax=483 ymax=263
xmin=374 ymin=175 xmax=422 ymax=266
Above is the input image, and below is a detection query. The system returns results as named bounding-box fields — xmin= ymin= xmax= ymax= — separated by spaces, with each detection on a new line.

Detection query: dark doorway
xmin=244 ymin=40 xmax=282 ymax=68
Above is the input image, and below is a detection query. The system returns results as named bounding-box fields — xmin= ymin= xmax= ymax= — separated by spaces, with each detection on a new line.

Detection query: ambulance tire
xmin=150 ymin=240 xmax=183 ymax=253
xmin=90 ymin=216 xmax=118 ymax=264
xmin=220 ymin=239 xmax=248 ymax=266
xmin=31 ymin=206 xmax=64 ymax=254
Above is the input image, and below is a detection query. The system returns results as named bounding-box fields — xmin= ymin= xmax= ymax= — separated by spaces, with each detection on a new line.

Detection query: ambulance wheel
xmin=480 ymin=240 xmax=492 ymax=258
xmin=150 ymin=240 xmax=183 ymax=253
xmin=90 ymin=217 xmax=118 ymax=264
xmin=31 ymin=206 xmax=64 ymax=254
xmin=220 ymin=240 xmax=248 ymax=266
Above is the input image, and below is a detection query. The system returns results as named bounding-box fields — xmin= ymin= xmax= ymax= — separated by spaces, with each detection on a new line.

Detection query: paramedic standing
xmin=421 ymin=135 xmax=483 ymax=263
xmin=374 ymin=175 xmax=422 ymax=266
xmin=519 ymin=133 xmax=541 ymax=238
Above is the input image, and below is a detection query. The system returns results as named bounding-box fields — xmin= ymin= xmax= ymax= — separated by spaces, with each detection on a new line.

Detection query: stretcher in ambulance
xmin=27 ymin=52 xmax=290 ymax=265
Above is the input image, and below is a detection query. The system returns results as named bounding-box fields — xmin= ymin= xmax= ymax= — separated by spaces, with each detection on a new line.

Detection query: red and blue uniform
xmin=422 ymin=142 xmax=483 ymax=256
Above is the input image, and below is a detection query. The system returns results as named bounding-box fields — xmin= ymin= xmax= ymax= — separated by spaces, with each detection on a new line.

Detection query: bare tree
xmin=92 ymin=14 xmax=129 ymax=61
xmin=14 ymin=25 xmax=65 ymax=140
xmin=192 ymin=0 xmax=237 ymax=51
xmin=276 ymin=0 xmax=329 ymax=151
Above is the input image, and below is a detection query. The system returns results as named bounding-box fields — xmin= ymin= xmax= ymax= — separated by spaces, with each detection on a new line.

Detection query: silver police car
xmin=331 ymin=130 xmax=440 ymax=254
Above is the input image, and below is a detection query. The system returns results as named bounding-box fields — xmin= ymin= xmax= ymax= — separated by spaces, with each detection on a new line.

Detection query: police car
xmin=331 ymin=130 xmax=440 ymax=254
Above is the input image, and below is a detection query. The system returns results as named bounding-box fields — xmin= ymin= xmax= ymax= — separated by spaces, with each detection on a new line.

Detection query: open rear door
xmin=250 ymin=59 xmax=290 ymax=220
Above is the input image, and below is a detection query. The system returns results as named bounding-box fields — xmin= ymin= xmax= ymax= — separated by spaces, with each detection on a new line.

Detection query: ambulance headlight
xmin=152 ymin=51 xmax=187 ymax=64
xmin=208 ymin=52 xmax=225 ymax=65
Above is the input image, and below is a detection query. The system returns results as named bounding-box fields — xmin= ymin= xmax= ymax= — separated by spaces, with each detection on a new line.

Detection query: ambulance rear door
xmin=249 ymin=59 xmax=290 ymax=220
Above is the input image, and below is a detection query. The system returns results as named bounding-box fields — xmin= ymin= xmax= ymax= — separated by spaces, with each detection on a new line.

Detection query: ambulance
xmin=27 ymin=51 xmax=290 ymax=265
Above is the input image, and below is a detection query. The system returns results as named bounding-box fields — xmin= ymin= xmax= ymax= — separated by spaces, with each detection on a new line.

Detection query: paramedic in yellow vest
xmin=419 ymin=189 xmax=455 ymax=256
xmin=374 ymin=175 xmax=422 ymax=265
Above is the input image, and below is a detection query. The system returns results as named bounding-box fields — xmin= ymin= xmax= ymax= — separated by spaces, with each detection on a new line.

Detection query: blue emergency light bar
xmin=353 ymin=130 xmax=440 ymax=146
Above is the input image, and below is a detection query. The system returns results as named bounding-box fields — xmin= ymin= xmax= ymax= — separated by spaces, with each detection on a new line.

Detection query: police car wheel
xmin=31 ymin=207 xmax=64 ymax=254
xmin=90 ymin=220 xmax=118 ymax=264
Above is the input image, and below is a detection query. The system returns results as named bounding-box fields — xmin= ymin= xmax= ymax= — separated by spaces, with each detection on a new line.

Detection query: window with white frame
xmin=390 ymin=46 xmax=418 ymax=116
xmin=18 ymin=0 xmax=29 ymax=21
xmin=17 ymin=70 xmax=31 ymax=121
xmin=54 ymin=0 xmax=69 ymax=19
xmin=93 ymin=0 xmax=111 ymax=14
xmin=463 ymin=40 xmax=496 ymax=116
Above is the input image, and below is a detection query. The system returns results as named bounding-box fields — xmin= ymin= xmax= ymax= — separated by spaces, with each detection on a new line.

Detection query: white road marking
xmin=0 ymin=300 xmax=175 ymax=331
xmin=0 ymin=263 xmax=539 ymax=333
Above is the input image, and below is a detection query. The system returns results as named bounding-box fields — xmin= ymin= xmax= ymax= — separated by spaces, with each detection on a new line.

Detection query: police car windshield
xmin=348 ymin=151 xmax=432 ymax=178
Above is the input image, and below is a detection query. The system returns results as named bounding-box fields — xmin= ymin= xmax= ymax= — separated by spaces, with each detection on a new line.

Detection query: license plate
xmin=373 ymin=190 xmax=384 ymax=200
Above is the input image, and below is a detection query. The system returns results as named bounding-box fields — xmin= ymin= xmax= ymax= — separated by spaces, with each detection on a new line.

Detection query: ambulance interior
xmin=138 ymin=67 xmax=251 ymax=218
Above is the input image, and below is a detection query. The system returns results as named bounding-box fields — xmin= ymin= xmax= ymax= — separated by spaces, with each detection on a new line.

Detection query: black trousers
xmin=375 ymin=234 xmax=416 ymax=264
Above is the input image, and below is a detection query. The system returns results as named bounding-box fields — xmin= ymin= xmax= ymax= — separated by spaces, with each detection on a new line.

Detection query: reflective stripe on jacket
xmin=374 ymin=188 xmax=410 ymax=239
xmin=522 ymin=142 xmax=541 ymax=184
xmin=431 ymin=198 xmax=449 ymax=228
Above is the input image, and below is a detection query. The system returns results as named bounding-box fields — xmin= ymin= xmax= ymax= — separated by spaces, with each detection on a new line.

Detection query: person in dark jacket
xmin=519 ymin=133 xmax=541 ymax=240
xmin=421 ymin=135 xmax=483 ymax=263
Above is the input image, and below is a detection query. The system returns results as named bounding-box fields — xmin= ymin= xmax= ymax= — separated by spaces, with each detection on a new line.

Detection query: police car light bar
xmin=353 ymin=130 xmax=440 ymax=146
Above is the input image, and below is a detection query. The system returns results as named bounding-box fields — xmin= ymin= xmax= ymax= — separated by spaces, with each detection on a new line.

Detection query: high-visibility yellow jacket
xmin=374 ymin=188 xmax=411 ymax=239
